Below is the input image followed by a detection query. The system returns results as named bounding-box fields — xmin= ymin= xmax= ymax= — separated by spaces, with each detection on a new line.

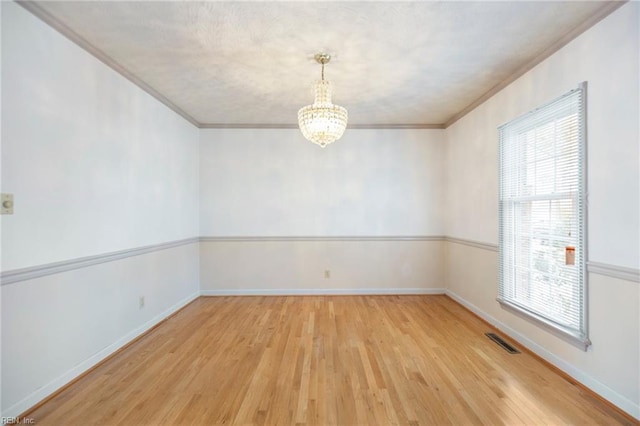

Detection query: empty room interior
xmin=1 ymin=0 xmax=639 ymax=424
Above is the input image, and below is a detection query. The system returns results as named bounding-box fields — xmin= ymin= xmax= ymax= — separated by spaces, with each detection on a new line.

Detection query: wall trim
xmin=445 ymin=239 xmax=640 ymax=282
xmin=445 ymin=236 xmax=498 ymax=252
xmin=0 ymin=237 xmax=199 ymax=286
xmin=587 ymin=261 xmax=640 ymax=283
xmin=445 ymin=289 xmax=640 ymax=420
xmin=5 ymin=291 xmax=200 ymax=419
xmin=200 ymin=235 xmax=445 ymax=243
xmin=201 ymin=288 xmax=446 ymax=296
xmin=5 ymin=236 xmax=636 ymax=286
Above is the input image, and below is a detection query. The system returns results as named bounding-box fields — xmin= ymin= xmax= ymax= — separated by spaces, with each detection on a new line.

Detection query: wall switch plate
xmin=139 ymin=296 xmax=145 ymax=309
xmin=1 ymin=193 xmax=14 ymax=215
xmin=324 ymin=270 xmax=330 ymax=279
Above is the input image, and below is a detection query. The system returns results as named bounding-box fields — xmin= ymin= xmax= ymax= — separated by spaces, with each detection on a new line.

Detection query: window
xmin=498 ymin=83 xmax=589 ymax=349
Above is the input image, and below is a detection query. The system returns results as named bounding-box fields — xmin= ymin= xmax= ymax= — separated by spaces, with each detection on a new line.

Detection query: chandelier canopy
xmin=298 ymin=53 xmax=348 ymax=148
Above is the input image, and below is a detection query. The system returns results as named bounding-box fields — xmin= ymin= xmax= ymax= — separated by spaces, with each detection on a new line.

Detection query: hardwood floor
xmin=28 ymin=295 xmax=633 ymax=425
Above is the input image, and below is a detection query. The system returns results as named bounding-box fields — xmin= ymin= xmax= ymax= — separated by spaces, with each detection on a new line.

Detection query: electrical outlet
xmin=139 ymin=296 xmax=145 ymax=309
xmin=1 ymin=193 xmax=14 ymax=215
xmin=324 ymin=270 xmax=330 ymax=279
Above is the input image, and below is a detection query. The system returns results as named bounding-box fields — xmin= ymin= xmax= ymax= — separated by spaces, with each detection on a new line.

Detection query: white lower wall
xmin=200 ymin=239 xmax=445 ymax=294
xmin=1 ymin=242 xmax=200 ymax=417
xmin=445 ymin=241 xmax=640 ymax=418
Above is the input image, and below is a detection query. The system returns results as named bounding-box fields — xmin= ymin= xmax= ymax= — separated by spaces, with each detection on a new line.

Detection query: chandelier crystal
xmin=298 ymin=53 xmax=348 ymax=148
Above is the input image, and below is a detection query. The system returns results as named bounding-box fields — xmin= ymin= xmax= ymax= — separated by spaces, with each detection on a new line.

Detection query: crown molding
xmin=198 ymin=123 xmax=445 ymax=130
xmin=200 ymin=235 xmax=445 ymax=243
xmin=444 ymin=0 xmax=628 ymax=129
xmin=199 ymin=123 xmax=299 ymax=129
xmin=16 ymin=1 xmax=201 ymax=128
xmin=348 ymin=123 xmax=445 ymax=130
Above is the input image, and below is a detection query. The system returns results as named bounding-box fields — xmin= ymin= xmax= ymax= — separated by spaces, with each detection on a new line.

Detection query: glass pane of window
xmin=498 ymin=85 xmax=588 ymax=347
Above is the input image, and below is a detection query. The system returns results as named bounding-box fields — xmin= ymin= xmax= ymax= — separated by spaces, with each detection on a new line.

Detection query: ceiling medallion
xmin=298 ymin=53 xmax=348 ymax=148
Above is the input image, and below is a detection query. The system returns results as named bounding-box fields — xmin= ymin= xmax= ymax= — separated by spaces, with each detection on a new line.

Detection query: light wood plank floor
xmin=28 ymin=296 xmax=634 ymax=425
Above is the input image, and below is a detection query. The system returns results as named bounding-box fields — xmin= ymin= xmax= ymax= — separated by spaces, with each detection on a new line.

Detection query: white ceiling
xmin=26 ymin=1 xmax=614 ymax=127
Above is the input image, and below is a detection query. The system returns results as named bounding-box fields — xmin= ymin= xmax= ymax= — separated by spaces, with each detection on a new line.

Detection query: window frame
xmin=497 ymin=82 xmax=590 ymax=350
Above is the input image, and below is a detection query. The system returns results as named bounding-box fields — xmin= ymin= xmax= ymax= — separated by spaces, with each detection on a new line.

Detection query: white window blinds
xmin=498 ymin=83 xmax=589 ymax=349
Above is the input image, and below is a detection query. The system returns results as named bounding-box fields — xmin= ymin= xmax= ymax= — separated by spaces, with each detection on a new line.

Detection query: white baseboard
xmin=445 ymin=289 xmax=640 ymax=420
xmin=2 ymin=291 xmax=200 ymax=418
xmin=201 ymin=287 xmax=446 ymax=296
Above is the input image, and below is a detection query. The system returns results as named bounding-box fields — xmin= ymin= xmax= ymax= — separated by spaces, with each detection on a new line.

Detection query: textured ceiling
xmin=27 ymin=1 xmax=613 ymax=127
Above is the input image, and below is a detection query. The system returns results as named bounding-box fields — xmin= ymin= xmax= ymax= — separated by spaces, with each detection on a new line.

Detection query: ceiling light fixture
xmin=298 ymin=53 xmax=348 ymax=148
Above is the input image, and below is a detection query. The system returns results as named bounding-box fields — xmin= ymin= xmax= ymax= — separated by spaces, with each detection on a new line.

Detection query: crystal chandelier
xmin=298 ymin=53 xmax=348 ymax=148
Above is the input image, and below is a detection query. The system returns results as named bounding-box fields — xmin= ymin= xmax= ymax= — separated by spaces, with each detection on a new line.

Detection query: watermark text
xmin=1 ymin=417 xmax=35 ymax=425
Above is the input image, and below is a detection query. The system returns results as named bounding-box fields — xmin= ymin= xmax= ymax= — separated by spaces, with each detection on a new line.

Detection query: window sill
xmin=497 ymin=297 xmax=591 ymax=351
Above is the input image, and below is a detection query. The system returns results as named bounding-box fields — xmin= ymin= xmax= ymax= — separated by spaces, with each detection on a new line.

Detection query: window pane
xmin=498 ymin=85 xmax=587 ymax=345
